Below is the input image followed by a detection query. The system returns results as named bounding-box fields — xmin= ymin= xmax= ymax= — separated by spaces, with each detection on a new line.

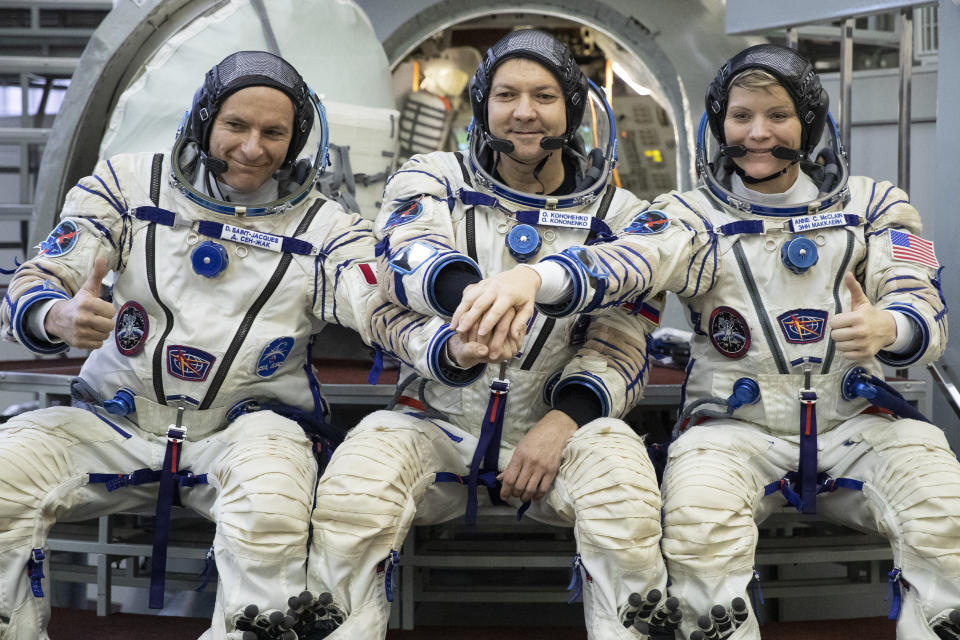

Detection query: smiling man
xmin=0 ymin=50 xmax=483 ymax=640
xmin=452 ymin=44 xmax=959 ymax=640
xmin=308 ymin=29 xmax=672 ymax=640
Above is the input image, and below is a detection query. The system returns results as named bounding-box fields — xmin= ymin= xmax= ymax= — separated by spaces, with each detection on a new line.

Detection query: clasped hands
xmin=450 ymin=268 xmax=898 ymax=365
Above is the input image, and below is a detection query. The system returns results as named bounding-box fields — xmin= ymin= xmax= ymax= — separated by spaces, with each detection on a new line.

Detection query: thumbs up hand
xmin=828 ymin=272 xmax=897 ymax=362
xmin=44 ymin=257 xmax=117 ymax=350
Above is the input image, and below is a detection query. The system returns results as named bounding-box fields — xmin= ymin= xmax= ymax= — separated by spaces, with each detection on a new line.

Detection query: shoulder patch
xmin=383 ymin=198 xmax=425 ymax=230
xmin=889 ymin=229 xmax=939 ymax=269
xmin=623 ymin=210 xmax=670 ymax=235
xmin=38 ymin=220 xmax=81 ymax=257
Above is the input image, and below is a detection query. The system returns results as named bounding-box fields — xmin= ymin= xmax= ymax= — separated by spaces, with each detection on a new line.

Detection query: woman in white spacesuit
xmin=308 ymin=29 xmax=673 ymax=640
xmin=452 ymin=44 xmax=960 ymax=640
xmin=0 ymin=50 xmax=470 ymax=640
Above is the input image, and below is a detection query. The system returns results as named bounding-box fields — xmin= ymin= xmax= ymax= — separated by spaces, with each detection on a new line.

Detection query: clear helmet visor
xmin=468 ymin=80 xmax=616 ymax=209
xmin=696 ymin=111 xmax=850 ymax=216
xmin=169 ymin=89 xmax=330 ymax=217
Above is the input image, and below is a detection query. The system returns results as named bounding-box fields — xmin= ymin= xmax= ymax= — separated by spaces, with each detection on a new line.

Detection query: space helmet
xmin=170 ymin=50 xmax=330 ymax=216
xmin=697 ymin=44 xmax=850 ymax=215
xmin=467 ymin=30 xmax=616 ymax=209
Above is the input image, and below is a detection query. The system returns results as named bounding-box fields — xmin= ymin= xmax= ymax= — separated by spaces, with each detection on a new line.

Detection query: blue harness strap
xmin=150 ymin=424 xmax=186 ymax=609
xmin=132 ymin=206 xmax=316 ymax=256
xmin=28 ymin=548 xmax=45 ymax=597
xmin=798 ymin=388 xmax=819 ymax=513
xmin=384 ymin=549 xmax=401 ymax=603
xmin=887 ymin=567 xmax=908 ymax=619
xmin=764 ymin=471 xmax=864 ymax=512
xmin=566 ymin=553 xmax=590 ymax=604
xmin=465 ymin=368 xmax=510 ymax=525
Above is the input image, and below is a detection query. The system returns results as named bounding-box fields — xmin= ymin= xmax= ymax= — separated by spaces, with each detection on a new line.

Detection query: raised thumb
xmin=81 ymin=257 xmax=110 ymax=296
xmin=844 ymin=272 xmax=870 ymax=308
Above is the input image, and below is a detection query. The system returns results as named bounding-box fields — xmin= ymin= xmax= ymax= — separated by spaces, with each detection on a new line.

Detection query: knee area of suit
xmin=323 ymin=423 xmax=433 ymax=495
xmin=216 ymin=453 xmax=316 ymax=551
xmin=864 ymin=421 xmax=960 ymax=569
xmin=564 ymin=420 xmax=658 ymax=492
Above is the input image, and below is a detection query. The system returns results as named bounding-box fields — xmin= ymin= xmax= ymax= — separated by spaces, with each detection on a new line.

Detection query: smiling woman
xmin=723 ymin=77 xmax=802 ymax=194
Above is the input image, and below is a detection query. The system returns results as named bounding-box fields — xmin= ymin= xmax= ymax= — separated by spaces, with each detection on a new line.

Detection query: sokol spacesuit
xmin=0 ymin=51 xmax=424 ymax=640
xmin=308 ymin=30 xmax=670 ymax=640
xmin=453 ymin=44 xmax=960 ymax=640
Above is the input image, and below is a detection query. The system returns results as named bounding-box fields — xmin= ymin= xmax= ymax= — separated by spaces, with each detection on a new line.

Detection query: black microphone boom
xmin=200 ymin=151 xmax=229 ymax=176
xmin=770 ymin=146 xmax=804 ymax=162
xmin=720 ymin=144 xmax=747 ymax=158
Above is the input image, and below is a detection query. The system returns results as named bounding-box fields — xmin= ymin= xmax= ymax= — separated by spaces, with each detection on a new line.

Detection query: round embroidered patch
xmin=710 ymin=306 xmax=751 ymax=358
xmin=38 ymin=220 xmax=81 ymax=257
xmin=383 ymin=199 xmax=424 ymax=230
xmin=256 ymin=337 xmax=295 ymax=378
xmin=115 ymin=301 xmax=149 ymax=356
xmin=623 ymin=210 xmax=670 ymax=235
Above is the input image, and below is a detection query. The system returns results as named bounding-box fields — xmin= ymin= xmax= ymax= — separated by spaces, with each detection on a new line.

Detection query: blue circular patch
xmin=383 ymin=199 xmax=424 ymax=230
xmin=257 ymin=337 xmax=295 ymax=378
xmin=115 ymin=301 xmax=148 ymax=356
xmin=623 ymin=210 xmax=670 ymax=235
xmin=39 ymin=220 xmax=81 ymax=257
xmin=710 ymin=306 xmax=750 ymax=358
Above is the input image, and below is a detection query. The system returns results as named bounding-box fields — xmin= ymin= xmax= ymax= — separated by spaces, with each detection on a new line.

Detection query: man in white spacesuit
xmin=308 ymin=30 xmax=672 ymax=640
xmin=0 ymin=51 xmax=471 ymax=640
xmin=452 ymin=44 xmax=960 ymax=639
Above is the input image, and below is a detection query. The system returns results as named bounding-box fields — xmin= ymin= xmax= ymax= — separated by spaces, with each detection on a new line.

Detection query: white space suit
xmin=533 ymin=166 xmax=958 ymax=638
xmin=307 ymin=138 xmax=669 ymax=639
xmin=0 ymin=149 xmax=403 ymax=640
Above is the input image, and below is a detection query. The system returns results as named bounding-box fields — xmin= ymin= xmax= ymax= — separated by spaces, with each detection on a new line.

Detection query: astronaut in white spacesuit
xmin=0 ymin=50 xmax=453 ymax=640
xmin=309 ymin=30 xmax=671 ymax=640
xmin=452 ymin=44 xmax=960 ymax=640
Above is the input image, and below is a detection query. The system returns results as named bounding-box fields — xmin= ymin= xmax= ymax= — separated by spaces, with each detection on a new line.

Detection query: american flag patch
xmin=889 ymin=230 xmax=939 ymax=269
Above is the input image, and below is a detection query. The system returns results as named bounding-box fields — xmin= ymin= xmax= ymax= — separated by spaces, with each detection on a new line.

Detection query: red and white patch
xmin=357 ymin=262 xmax=377 ymax=286
xmin=889 ymin=230 xmax=939 ymax=269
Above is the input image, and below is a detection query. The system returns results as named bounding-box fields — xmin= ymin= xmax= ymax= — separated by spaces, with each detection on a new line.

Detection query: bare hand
xmin=447 ymin=322 xmax=522 ymax=368
xmin=450 ymin=266 xmax=540 ymax=353
xmin=829 ymin=272 xmax=896 ymax=362
xmin=44 ymin=257 xmax=116 ymax=349
xmin=498 ymin=410 xmax=577 ymax=502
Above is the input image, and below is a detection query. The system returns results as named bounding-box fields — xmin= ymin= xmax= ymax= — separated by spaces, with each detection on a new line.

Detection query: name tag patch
xmin=777 ymin=309 xmax=828 ymax=344
xmin=536 ymin=210 xmax=591 ymax=229
xmin=220 ymin=223 xmax=283 ymax=252
xmin=790 ymin=211 xmax=848 ymax=233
